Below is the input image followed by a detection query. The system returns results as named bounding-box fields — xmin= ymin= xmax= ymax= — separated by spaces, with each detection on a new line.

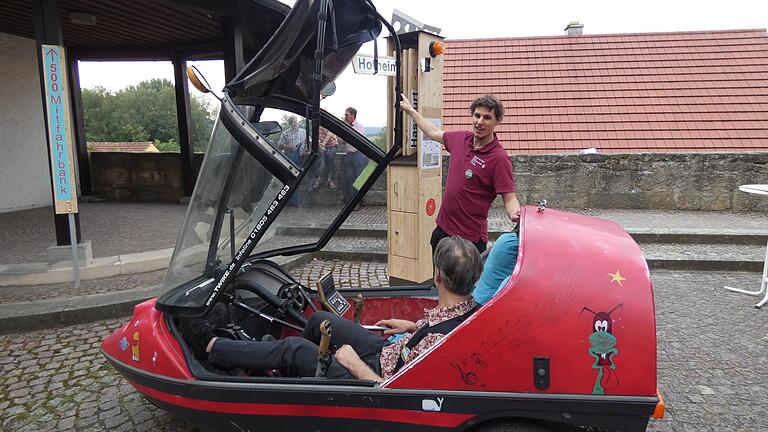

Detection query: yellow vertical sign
xmin=41 ymin=45 xmax=78 ymax=214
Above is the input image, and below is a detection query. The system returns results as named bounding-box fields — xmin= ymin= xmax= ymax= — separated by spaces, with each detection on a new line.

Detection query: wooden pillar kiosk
xmin=387 ymin=31 xmax=445 ymax=285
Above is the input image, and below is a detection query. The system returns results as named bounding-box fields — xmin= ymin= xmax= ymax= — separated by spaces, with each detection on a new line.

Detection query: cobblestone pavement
xmin=253 ymin=234 xmax=387 ymax=255
xmin=0 ymin=270 xmax=166 ymax=305
xmin=2 ymin=262 xmax=767 ymax=431
xmin=0 ymin=318 xmax=191 ymax=432
xmin=292 ymin=258 xmax=388 ymax=288
xmin=647 ymin=270 xmax=768 ymax=432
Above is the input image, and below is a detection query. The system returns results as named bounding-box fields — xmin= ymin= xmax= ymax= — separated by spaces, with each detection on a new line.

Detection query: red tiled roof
xmin=443 ymin=29 xmax=768 ymax=154
xmin=88 ymin=142 xmax=157 ymax=152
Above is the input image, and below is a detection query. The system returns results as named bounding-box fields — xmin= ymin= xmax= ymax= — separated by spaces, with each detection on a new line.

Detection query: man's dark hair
xmin=346 ymin=107 xmax=357 ymax=118
xmin=469 ymin=95 xmax=504 ymax=121
xmin=433 ymin=236 xmax=483 ymax=296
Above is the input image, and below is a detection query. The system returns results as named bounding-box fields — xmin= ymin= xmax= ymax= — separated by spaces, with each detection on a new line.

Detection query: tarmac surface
xmin=3 ymin=203 xmax=767 ymax=265
xmin=1 ymin=260 xmax=767 ymax=431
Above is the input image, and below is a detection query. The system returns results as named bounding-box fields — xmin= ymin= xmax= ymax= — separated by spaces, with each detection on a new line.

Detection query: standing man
xmin=278 ymin=116 xmax=307 ymax=164
xmin=400 ymin=94 xmax=521 ymax=255
xmin=315 ymin=126 xmax=338 ymax=189
xmin=278 ymin=116 xmax=307 ymax=205
xmin=341 ymin=107 xmax=368 ymax=205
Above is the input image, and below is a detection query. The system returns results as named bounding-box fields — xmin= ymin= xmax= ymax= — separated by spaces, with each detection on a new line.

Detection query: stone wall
xmin=90 ymin=152 xmax=204 ymax=202
xmin=504 ymin=152 xmax=768 ymax=211
xmin=91 ymin=151 xmax=768 ymax=211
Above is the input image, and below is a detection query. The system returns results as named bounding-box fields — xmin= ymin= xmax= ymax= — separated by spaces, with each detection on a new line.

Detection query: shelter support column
xmin=222 ymin=15 xmax=244 ymax=81
xmin=173 ymin=54 xmax=195 ymax=197
xmin=33 ymin=0 xmax=81 ymax=245
xmin=68 ymin=56 xmax=92 ymax=196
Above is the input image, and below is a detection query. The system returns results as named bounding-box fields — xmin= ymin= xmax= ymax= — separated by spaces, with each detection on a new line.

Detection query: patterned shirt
xmin=278 ymin=127 xmax=307 ymax=154
xmin=379 ymin=298 xmax=477 ymax=379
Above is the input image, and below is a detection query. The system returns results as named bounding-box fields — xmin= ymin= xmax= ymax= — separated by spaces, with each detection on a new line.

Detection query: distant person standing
xmin=341 ymin=107 xmax=367 ymax=206
xmin=278 ymin=116 xmax=307 ymax=205
xmin=314 ymin=126 xmax=338 ymax=189
xmin=278 ymin=116 xmax=307 ymax=165
xmin=399 ymin=94 xmax=520 ymax=255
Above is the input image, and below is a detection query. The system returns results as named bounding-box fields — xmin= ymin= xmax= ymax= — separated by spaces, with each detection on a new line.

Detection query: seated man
xmin=203 ymin=236 xmax=482 ymax=381
xmin=472 ymin=232 xmax=519 ymax=305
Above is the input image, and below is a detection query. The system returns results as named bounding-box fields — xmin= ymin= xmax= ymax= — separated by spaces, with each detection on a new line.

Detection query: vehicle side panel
xmin=101 ymin=299 xmax=193 ymax=380
xmin=386 ymin=207 xmax=657 ymax=397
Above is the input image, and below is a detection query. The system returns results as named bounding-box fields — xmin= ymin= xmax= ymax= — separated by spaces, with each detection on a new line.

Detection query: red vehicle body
xmin=103 ymin=206 xmax=661 ymax=431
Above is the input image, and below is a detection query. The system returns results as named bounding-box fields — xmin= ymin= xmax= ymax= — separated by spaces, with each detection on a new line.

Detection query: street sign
xmin=41 ymin=44 xmax=78 ymax=214
xmin=352 ymin=54 xmax=397 ymax=76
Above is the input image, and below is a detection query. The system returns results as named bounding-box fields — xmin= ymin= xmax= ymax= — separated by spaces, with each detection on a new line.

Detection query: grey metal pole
xmin=68 ymin=213 xmax=80 ymax=288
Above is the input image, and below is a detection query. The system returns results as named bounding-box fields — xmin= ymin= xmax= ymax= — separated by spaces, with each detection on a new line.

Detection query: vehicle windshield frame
xmin=156 ymin=0 xmax=404 ymax=317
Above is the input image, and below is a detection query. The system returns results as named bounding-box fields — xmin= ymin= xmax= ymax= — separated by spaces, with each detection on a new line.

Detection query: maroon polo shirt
xmin=436 ymin=131 xmax=515 ymax=242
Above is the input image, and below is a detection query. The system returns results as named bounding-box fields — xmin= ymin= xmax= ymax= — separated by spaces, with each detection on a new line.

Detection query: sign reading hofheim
xmin=41 ymin=45 xmax=78 ymax=214
xmin=352 ymin=54 xmax=397 ymax=76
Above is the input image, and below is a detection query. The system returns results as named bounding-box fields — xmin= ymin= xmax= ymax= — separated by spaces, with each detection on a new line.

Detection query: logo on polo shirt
xmin=470 ymin=156 xmax=486 ymax=168
xmin=465 ymin=169 xmax=473 ymax=179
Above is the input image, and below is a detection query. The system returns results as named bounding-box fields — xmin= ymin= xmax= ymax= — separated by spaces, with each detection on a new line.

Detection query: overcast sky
xmin=79 ymin=0 xmax=768 ymax=126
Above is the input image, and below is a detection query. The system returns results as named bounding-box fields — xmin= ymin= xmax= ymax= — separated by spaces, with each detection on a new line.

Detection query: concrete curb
xmin=277 ymin=225 xmax=768 ymax=245
xmin=0 ymin=248 xmax=173 ymax=287
xmin=0 ymin=254 xmax=311 ymax=333
xmin=0 ymin=284 xmax=162 ymax=335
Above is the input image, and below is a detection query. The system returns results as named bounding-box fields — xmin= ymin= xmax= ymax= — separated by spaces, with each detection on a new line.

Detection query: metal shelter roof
xmin=0 ymin=0 xmax=289 ymax=60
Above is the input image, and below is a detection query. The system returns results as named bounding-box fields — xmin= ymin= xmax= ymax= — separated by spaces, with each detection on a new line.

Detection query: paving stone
xmin=8 ymin=387 xmax=30 ymax=398
xmin=57 ymin=416 xmax=76 ymax=430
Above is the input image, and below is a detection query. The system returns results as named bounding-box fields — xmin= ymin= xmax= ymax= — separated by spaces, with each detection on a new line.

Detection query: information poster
xmin=41 ymin=44 xmax=78 ymax=214
xmin=420 ymin=118 xmax=442 ymax=169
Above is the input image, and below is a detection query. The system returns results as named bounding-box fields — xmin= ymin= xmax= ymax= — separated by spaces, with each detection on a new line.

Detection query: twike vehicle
xmin=102 ymin=0 xmax=664 ymax=431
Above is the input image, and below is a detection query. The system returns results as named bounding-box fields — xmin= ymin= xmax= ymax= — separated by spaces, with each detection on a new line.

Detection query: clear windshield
xmin=161 ymin=107 xmax=287 ymax=291
xmin=160 ymin=105 xmax=377 ymax=296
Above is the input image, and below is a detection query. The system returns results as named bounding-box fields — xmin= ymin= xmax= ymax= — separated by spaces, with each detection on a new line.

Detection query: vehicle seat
xmin=472 ymin=233 xmax=519 ymax=305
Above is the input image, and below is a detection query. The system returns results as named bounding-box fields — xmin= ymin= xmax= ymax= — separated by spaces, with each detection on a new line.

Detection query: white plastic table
xmin=724 ymin=184 xmax=768 ymax=308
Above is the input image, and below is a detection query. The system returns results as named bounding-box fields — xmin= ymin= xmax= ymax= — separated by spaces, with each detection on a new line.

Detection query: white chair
xmin=724 ymin=184 xmax=768 ymax=308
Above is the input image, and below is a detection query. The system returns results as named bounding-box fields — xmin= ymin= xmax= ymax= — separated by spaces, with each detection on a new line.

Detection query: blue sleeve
xmin=472 ymin=233 xmax=519 ymax=304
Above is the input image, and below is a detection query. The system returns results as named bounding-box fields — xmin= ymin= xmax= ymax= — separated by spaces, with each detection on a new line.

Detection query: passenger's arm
xmin=502 ymin=192 xmax=521 ymax=223
xmin=399 ymin=93 xmax=444 ymax=144
xmin=375 ymin=318 xmax=418 ymax=335
xmin=335 ymin=345 xmax=383 ymax=382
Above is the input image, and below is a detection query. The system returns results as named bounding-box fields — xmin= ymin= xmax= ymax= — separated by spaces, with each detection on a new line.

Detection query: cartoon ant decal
xmin=580 ymin=303 xmax=623 ymax=395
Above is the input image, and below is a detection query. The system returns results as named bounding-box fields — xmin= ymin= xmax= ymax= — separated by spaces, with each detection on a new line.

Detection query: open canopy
xmin=157 ymin=0 xmax=402 ymax=317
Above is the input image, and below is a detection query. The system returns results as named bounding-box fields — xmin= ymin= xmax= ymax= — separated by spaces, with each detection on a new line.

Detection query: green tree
xmin=82 ymin=79 xmax=216 ymax=152
xmin=371 ymin=129 xmax=387 ymax=151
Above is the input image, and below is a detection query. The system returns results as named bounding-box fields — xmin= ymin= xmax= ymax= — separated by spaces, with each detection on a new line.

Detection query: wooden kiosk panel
xmin=388 ymin=166 xmax=419 ymax=213
xmin=387 ymin=31 xmax=445 ymax=285
xmin=389 ymin=211 xmax=418 ymax=259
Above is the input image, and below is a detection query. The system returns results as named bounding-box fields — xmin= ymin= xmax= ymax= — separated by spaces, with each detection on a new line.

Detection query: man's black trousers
xmin=208 ymin=311 xmax=385 ymax=379
xmin=430 ymin=225 xmax=487 ymax=258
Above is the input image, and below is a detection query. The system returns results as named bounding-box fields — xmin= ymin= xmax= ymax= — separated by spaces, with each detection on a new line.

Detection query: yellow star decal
xmin=608 ymin=270 xmax=626 ymax=287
